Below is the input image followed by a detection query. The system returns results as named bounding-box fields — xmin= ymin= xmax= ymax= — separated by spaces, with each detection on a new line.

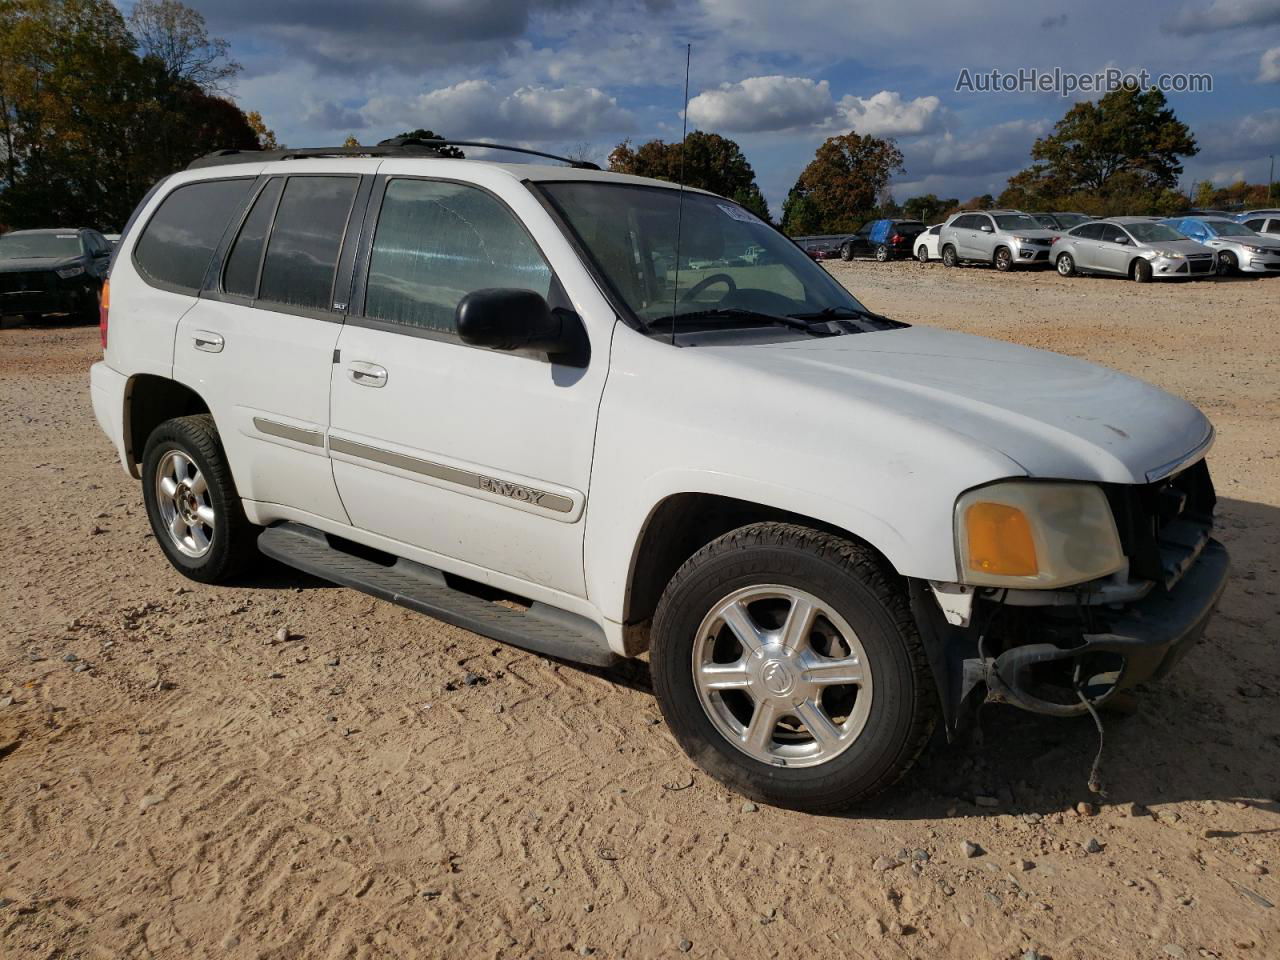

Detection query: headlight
xmin=1012 ymin=236 xmax=1037 ymax=243
xmin=1244 ymin=245 xmax=1266 ymax=255
xmin=1152 ymin=249 xmax=1184 ymax=259
xmin=55 ymin=265 xmax=85 ymax=279
xmin=955 ymin=481 xmax=1124 ymax=588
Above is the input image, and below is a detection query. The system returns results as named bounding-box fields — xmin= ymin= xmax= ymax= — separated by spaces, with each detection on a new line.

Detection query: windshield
xmin=1053 ymin=213 xmax=1090 ymax=228
xmin=1207 ymin=221 xmax=1257 ymax=237
xmin=1125 ymin=222 xmax=1184 ymax=243
xmin=0 ymin=232 xmax=82 ymax=259
xmin=993 ymin=214 xmax=1042 ymax=230
xmin=538 ymin=182 xmax=874 ymax=333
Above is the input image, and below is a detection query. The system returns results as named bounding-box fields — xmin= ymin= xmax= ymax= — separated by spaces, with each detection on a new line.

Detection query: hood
xmin=710 ymin=327 xmax=1211 ymax=485
xmin=1141 ymin=238 xmax=1214 ymax=254
xmin=0 ymin=256 xmax=80 ymax=274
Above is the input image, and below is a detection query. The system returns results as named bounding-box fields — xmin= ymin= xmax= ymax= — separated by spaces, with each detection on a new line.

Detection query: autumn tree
xmin=1000 ymin=86 xmax=1197 ymax=215
xmin=608 ymin=132 xmax=770 ymax=220
xmin=781 ymin=132 xmax=904 ymax=234
xmin=128 ymin=0 xmax=240 ymax=92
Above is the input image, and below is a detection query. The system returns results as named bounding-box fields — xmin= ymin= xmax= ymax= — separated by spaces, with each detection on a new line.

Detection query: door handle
xmin=347 ymin=361 xmax=387 ymax=387
xmin=193 ymin=330 xmax=224 ymax=353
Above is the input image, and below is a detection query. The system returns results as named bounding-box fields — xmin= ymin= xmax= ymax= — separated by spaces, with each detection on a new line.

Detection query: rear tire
xmin=141 ymin=414 xmax=258 ymax=584
xmin=1056 ymin=252 xmax=1076 ymax=277
xmin=1132 ymin=258 xmax=1152 ymax=283
xmin=874 ymin=244 xmax=890 ymax=262
xmin=916 ymin=245 xmax=929 ymax=263
xmin=650 ymin=522 xmax=938 ymax=812
xmin=941 ymin=245 xmax=958 ymax=268
xmin=840 ymin=242 xmax=854 ymax=262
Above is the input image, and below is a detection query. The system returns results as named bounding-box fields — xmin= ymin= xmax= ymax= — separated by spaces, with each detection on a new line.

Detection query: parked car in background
xmin=1233 ymin=208 xmax=1280 ymax=224
xmin=1051 ymin=217 xmax=1216 ymax=282
xmin=0 ymin=227 xmax=111 ymax=322
xmin=104 ymin=233 xmax=121 ymax=246
xmin=1176 ymin=209 xmax=1231 ymax=218
xmin=1239 ymin=214 xmax=1280 ymax=240
xmin=1029 ymin=212 xmax=1092 ymax=231
xmin=1160 ymin=216 xmax=1280 ymax=274
xmin=914 ymin=224 xmax=943 ymax=262
xmin=939 ymin=210 xmax=1057 ymax=271
xmin=794 ymin=235 xmax=845 ymax=260
xmin=839 ymin=219 xmax=926 ymax=262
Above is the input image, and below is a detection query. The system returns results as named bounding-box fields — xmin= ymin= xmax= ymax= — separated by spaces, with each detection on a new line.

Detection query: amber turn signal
xmin=964 ymin=501 xmax=1038 ymax=577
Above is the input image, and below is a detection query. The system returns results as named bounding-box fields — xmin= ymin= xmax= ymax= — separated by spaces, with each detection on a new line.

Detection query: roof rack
xmin=186 ymin=137 xmax=601 ymax=171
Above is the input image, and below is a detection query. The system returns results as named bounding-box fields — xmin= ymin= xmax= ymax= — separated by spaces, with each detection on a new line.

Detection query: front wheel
xmin=993 ymin=246 xmax=1013 ymax=271
xmin=1132 ymin=258 xmax=1152 ymax=283
xmin=651 ymin=522 xmax=938 ymax=812
xmin=874 ymin=244 xmax=890 ymax=262
xmin=1216 ymin=251 xmax=1237 ymax=275
xmin=1056 ymin=252 xmax=1076 ymax=277
xmin=141 ymin=414 xmax=258 ymax=583
xmin=941 ymin=245 xmax=958 ymax=268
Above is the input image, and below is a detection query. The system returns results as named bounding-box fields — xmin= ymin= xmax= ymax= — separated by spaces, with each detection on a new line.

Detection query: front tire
xmin=1216 ymin=251 xmax=1237 ymax=275
xmin=941 ymin=245 xmax=958 ymax=267
xmin=651 ymin=522 xmax=938 ymax=812
xmin=1132 ymin=258 xmax=1152 ymax=283
xmin=141 ymin=414 xmax=258 ymax=584
xmin=993 ymin=246 xmax=1013 ymax=271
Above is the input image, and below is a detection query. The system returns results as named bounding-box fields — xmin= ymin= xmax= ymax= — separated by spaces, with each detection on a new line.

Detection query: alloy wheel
xmin=154 ymin=450 xmax=215 ymax=558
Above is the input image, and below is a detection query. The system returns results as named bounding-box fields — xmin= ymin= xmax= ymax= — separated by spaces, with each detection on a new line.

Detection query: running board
xmin=258 ymin=522 xmax=619 ymax=668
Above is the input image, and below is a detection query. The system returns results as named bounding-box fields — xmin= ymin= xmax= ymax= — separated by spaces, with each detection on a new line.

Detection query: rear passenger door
xmin=174 ymin=162 xmax=377 ymax=523
xmin=327 ymin=168 xmax=611 ymax=598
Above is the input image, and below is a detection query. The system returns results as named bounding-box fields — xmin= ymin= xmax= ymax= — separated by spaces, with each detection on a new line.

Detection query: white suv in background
xmin=90 ymin=140 xmax=1229 ymax=812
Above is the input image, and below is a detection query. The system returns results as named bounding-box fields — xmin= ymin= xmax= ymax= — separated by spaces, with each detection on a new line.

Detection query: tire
xmin=916 ymin=245 xmax=929 ymax=263
xmin=1056 ymin=252 xmax=1076 ymax=277
xmin=650 ymin=522 xmax=938 ymax=812
xmin=874 ymin=244 xmax=890 ymax=262
xmin=840 ymin=242 xmax=854 ymax=262
xmin=993 ymin=246 xmax=1013 ymax=272
xmin=1216 ymin=251 xmax=1237 ymax=275
xmin=941 ymin=245 xmax=958 ymax=268
xmin=141 ymin=414 xmax=258 ymax=584
xmin=1132 ymin=258 xmax=1152 ymax=283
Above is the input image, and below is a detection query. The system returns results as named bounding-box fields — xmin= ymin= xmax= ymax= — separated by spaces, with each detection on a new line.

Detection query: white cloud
xmin=363 ymin=80 xmax=635 ymax=141
xmin=1259 ymin=46 xmax=1280 ymax=83
xmin=904 ymin=118 xmax=1049 ymax=179
xmin=1163 ymin=0 xmax=1280 ymax=35
xmin=833 ymin=91 xmax=944 ymax=138
xmin=686 ymin=76 xmax=835 ymax=132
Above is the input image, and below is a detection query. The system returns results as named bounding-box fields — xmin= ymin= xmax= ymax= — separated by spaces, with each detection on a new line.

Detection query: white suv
xmin=90 ymin=141 xmax=1229 ymax=811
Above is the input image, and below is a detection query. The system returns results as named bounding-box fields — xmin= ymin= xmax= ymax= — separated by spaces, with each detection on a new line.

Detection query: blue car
xmin=1159 ymin=217 xmax=1280 ymax=275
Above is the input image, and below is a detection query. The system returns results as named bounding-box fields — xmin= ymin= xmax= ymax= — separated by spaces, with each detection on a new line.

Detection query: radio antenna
xmin=669 ymin=42 xmax=691 ymax=346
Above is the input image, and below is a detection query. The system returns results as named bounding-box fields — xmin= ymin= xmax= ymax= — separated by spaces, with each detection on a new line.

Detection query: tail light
xmin=1050 ymin=235 xmax=1060 ymax=245
xmin=99 ymin=279 xmax=110 ymax=350
xmin=890 ymin=233 xmax=901 ymax=243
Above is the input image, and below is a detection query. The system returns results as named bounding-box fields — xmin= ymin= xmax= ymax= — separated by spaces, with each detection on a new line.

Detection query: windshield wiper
xmin=788 ymin=305 xmax=905 ymax=329
xmin=666 ymin=308 xmax=843 ymax=336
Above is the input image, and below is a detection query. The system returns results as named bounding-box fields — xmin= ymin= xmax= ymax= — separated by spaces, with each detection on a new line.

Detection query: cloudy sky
xmin=159 ymin=0 xmax=1280 ymax=217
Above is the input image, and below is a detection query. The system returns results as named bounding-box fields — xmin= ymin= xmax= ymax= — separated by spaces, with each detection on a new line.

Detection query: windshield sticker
xmin=717 ymin=203 xmax=766 ymax=226
xmin=56 ymin=234 xmax=77 ymax=239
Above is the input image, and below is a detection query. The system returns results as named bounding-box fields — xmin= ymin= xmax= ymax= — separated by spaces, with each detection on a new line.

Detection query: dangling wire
xmin=670 ymin=42 xmax=691 ymax=347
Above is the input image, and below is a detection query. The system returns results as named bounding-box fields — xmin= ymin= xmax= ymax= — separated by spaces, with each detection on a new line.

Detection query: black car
xmin=839 ymin=219 xmax=926 ymax=261
xmin=0 ymin=228 xmax=112 ymax=322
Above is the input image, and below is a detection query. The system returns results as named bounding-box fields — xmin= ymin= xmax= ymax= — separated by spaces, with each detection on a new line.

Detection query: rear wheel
xmin=916 ymin=245 xmax=929 ymax=263
xmin=1056 ymin=252 xmax=1076 ymax=277
xmin=651 ymin=522 xmax=937 ymax=812
xmin=941 ymin=245 xmax=958 ymax=268
xmin=993 ymin=246 xmax=1013 ymax=271
xmin=874 ymin=244 xmax=890 ymax=262
xmin=141 ymin=414 xmax=258 ymax=584
xmin=840 ymin=242 xmax=854 ymax=261
xmin=1132 ymin=258 xmax=1152 ymax=283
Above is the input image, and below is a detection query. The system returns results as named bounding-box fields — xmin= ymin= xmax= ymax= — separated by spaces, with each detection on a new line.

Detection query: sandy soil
xmin=2 ymin=262 xmax=1278 ymax=959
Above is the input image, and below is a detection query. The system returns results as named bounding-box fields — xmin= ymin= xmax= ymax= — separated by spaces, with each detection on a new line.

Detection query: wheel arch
xmin=123 ymin=374 xmax=211 ymax=478
xmin=618 ymin=492 xmax=905 ymax=656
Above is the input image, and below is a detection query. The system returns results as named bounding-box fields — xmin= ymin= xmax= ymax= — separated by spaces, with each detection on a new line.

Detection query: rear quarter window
xmin=133 ymin=178 xmax=255 ymax=292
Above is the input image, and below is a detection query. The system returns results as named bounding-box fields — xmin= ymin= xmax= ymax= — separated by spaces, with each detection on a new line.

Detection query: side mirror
xmin=456 ymin=288 xmax=586 ymax=365
xmin=1112 ymin=235 xmax=1130 ymax=245
xmin=979 ymin=224 xmax=993 ymax=233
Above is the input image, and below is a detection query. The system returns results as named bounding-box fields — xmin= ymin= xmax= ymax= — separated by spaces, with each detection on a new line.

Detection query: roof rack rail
xmin=186 ymin=137 xmax=601 ymax=171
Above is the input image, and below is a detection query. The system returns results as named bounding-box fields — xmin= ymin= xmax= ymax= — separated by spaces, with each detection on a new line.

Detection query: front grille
xmin=0 ymin=271 xmax=53 ymax=294
xmin=1105 ymin=460 xmax=1215 ymax=590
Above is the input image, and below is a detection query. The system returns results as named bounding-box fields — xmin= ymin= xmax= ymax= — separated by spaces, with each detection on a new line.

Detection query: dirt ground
xmin=2 ymin=260 xmax=1278 ymax=960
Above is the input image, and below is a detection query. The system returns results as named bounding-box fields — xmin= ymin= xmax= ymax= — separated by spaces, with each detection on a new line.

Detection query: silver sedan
xmin=1050 ymin=218 xmax=1216 ymax=282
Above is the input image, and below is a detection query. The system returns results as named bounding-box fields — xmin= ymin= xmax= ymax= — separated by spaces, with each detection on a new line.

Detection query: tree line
xmin=0 ymin=0 xmax=273 ymax=230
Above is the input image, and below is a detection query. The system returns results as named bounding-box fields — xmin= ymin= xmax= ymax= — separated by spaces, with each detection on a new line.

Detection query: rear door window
xmin=258 ymin=176 xmax=359 ymax=311
xmin=133 ymin=178 xmax=255 ymax=292
xmin=223 ymin=178 xmax=284 ymax=298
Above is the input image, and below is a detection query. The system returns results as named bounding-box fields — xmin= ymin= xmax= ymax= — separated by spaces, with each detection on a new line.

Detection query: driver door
xmin=1095 ymin=224 xmax=1133 ymax=274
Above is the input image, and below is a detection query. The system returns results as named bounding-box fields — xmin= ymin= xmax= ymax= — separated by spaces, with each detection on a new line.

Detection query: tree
xmin=395 ymin=129 xmax=465 ymax=158
xmin=246 ymin=111 xmax=278 ymax=149
xmin=342 ymin=134 xmax=360 ymax=148
xmin=780 ymin=132 xmax=904 ymax=234
xmin=608 ymin=132 xmax=770 ymax=220
xmin=902 ymin=194 xmax=958 ymax=223
xmin=128 ymin=0 xmax=239 ymax=93
xmin=1001 ymin=86 xmax=1197 ymax=215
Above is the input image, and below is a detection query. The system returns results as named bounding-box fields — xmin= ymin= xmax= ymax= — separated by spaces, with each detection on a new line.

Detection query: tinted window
xmin=1243 ymin=219 xmax=1266 ymax=231
xmin=258 ymin=176 xmax=358 ymax=310
xmin=134 ymin=178 xmax=254 ymax=291
xmin=1269 ymin=220 xmax=1280 ymax=233
xmin=365 ymin=179 xmax=552 ymax=335
xmin=223 ymin=178 xmax=284 ymax=298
